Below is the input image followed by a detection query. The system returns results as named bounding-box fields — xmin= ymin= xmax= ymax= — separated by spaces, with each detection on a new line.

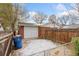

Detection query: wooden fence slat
xmin=38 ymin=27 xmax=79 ymax=43
xmin=0 ymin=32 xmax=13 ymax=56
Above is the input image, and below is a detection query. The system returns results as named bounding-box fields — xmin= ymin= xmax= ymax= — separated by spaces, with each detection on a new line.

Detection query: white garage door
xmin=24 ymin=27 xmax=38 ymax=39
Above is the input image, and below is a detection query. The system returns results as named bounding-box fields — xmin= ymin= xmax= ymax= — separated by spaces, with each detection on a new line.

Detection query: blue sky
xmin=21 ymin=3 xmax=76 ymax=24
xmin=23 ymin=3 xmax=73 ymax=15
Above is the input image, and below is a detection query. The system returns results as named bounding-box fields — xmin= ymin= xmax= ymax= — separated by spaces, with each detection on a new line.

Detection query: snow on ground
xmin=11 ymin=39 xmax=58 ymax=56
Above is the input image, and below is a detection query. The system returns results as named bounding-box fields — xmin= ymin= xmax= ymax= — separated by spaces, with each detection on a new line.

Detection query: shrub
xmin=71 ymin=37 xmax=79 ymax=56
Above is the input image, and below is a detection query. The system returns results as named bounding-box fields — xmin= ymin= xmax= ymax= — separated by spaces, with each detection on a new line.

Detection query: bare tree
xmin=32 ymin=12 xmax=47 ymax=24
xmin=48 ymin=14 xmax=59 ymax=28
xmin=68 ymin=12 xmax=79 ymax=25
xmin=70 ymin=3 xmax=79 ymax=13
xmin=48 ymin=15 xmax=56 ymax=24
xmin=58 ymin=15 xmax=70 ymax=26
xmin=0 ymin=3 xmax=27 ymax=35
xmin=67 ymin=3 xmax=79 ymax=25
xmin=13 ymin=4 xmax=29 ymax=31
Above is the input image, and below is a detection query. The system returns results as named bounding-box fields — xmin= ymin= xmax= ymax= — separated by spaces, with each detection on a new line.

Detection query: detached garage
xmin=19 ymin=22 xmax=38 ymax=39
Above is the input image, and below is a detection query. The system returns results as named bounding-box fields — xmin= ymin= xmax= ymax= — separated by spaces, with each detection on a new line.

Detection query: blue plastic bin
xmin=13 ymin=35 xmax=22 ymax=49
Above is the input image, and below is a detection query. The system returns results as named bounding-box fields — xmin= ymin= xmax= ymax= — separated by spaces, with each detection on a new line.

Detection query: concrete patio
xmin=10 ymin=39 xmax=75 ymax=56
xmin=10 ymin=39 xmax=58 ymax=56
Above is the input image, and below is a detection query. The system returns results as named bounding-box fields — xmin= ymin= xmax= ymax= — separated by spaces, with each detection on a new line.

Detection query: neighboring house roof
xmin=19 ymin=19 xmax=36 ymax=24
xmin=41 ymin=23 xmax=60 ymax=28
xmin=19 ymin=19 xmax=44 ymax=27
xmin=39 ymin=23 xmax=79 ymax=29
xmin=62 ymin=24 xmax=79 ymax=29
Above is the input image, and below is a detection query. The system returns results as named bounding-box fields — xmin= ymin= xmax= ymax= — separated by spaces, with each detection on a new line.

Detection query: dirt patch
xmin=49 ymin=43 xmax=75 ymax=56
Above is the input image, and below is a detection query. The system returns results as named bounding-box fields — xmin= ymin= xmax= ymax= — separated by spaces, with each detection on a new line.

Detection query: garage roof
xmin=18 ymin=22 xmax=38 ymax=27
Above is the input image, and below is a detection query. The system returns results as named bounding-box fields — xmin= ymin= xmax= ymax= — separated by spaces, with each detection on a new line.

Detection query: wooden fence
xmin=38 ymin=27 xmax=79 ymax=43
xmin=0 ymin=32 xmax=13 ymax=56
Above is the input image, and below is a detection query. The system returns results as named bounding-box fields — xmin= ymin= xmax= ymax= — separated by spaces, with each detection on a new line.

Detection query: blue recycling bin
xmin=13 ymin=35 xmax=22 ymax=49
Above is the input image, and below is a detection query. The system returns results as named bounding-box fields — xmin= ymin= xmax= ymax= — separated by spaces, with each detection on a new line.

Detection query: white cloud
xmin=57 ymin=11 xmax=69 ymax=17
xmin=69 ymin=9 xmax=79 ymax=15
xmin=29 ymin=11 xmax=37 ymax=17
xmin=56 ymin=4 xmax=67 ymax=11
xmin=56 ymin=9 xmax=79 ymax=25
xmin=56 ymin=9 xmax=79 ymax=17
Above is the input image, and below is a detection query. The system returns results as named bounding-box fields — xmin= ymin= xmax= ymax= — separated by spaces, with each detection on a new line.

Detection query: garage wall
xmin=24 ymin=26 xmax=38 ymax=39
xmin=19 ymin=26 xmax=24 ymax=39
